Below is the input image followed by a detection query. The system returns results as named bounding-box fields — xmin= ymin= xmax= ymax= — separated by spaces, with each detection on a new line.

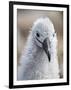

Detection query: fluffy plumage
xmin=18 ymin=17 xmax=59 ymax=80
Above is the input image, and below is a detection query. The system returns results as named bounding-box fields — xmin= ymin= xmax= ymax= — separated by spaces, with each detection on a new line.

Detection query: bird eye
xmin=53 ymin=33 xmax=55 ymax=37
xmin=36 ymin=33 xmax=40 ymax=37
xmin=53 ymin=32 xmax=56 ymax=37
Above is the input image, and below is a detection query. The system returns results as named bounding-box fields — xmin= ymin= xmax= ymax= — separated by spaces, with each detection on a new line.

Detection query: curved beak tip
xmin=47 ymin=52 xmax=51 ymax=62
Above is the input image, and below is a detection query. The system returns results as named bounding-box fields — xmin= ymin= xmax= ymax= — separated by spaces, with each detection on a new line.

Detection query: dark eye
xmin=36 ymin=33 xmax=40 ymax=37
xmin=53 ymin=32 xmax=56 ymax=37
xmin=53 ymin=33 xmax=55 ymax=37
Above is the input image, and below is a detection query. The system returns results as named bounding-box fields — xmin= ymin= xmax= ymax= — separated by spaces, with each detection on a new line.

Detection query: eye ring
xmin=36 ymin=33 xmax=40 ymax=37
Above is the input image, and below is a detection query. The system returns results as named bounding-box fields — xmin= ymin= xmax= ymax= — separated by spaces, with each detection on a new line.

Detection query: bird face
xmin=34 ymin=28 xmax=51 ymax=62
xmin=32 ymin=17 xmax=56 ymax=62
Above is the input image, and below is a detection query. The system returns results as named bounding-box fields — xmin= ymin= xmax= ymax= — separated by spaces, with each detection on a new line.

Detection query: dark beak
xmin=42 ymin=38 xmax=51 ymax=62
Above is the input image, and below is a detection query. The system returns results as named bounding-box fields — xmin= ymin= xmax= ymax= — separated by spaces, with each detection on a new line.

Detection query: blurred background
xmin=17 ymin=9 xmax=63 ymax=78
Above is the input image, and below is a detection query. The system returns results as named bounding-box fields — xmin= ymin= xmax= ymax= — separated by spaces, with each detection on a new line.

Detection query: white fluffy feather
xmin=18 ymin=17 xmax=59 ymax=80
